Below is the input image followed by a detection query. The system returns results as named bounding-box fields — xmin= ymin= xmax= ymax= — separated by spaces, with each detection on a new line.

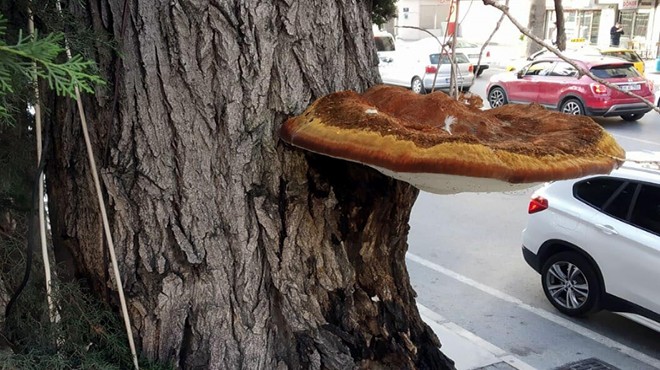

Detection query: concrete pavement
xmin=421 ymin=303 xmax=537 ymax=370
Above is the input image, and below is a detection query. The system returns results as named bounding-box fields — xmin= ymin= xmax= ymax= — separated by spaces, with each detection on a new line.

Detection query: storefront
xmin=544 ymin=0 xmax=658 ymax=55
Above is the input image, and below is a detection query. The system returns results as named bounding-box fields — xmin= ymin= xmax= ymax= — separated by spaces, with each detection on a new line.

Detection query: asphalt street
xmin=406 ymin=67 xmax=660 ymax=369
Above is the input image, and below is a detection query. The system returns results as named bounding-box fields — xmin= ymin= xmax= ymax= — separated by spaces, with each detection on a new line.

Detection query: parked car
xmin=455 ymin=38 xmax=491 ymax=77
xmin=508 ymin=46 xmax=645 ymax=75
xmin=379 ymin=50 xmax=475 ymax=94
xmin=487 ymin=56 xmax=654 ymax=121
xmin=374 ymin=30 xmax=396 ymax=63
xmin=402 ymin=37 xmax=491 ymax=77
xmin=522 ymin=151 xmax=660 ymax=330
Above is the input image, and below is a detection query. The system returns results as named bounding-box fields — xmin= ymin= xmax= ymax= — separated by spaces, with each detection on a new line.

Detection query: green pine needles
xmin=0 ymin=14 xmax=104 ymax=123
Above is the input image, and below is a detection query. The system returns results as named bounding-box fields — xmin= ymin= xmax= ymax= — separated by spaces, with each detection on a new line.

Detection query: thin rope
xmin=28 ymin=5 xmax=59 ymax=325
xmin=54 ymin=2 xmax=139 ymax=369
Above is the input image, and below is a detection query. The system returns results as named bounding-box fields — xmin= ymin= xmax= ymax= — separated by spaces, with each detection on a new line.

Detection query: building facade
xmin=383 ymin=0 xmax=660 ymax=58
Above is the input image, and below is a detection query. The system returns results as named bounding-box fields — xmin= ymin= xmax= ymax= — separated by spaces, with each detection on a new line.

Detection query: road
xmin=406 ymin=67 xmax=660 ymax=369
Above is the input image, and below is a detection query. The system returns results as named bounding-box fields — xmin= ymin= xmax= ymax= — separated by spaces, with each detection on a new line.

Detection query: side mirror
xmin=516 ymin=70 xmax=524 ymax=79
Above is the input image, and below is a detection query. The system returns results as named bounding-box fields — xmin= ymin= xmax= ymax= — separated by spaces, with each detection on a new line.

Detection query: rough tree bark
xmin=45 ymin=1 xmax=455 ymax=369
xmin=526 ymin=0 xmax=546 ymax=56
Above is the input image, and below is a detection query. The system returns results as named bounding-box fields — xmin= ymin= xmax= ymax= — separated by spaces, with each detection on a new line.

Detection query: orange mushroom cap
xmin=280 ymin=85 xmax=625 ymax=194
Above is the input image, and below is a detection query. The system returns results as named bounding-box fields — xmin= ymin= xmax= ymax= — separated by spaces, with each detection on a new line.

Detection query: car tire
xmin=541 ymin=251 xmax=601 ymax=317
xmin=560 ymin=98 xmax=585 ymax=115
xmin=411 ymin=76 xmax=424 ymax=94
xmin=487 ymin=87 xmax=508 ymax=108
xmin=620 ymin=113 xmax=644 ymax=121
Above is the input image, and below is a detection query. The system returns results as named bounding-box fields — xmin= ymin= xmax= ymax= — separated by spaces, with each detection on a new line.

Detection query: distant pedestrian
xmin=610 ymin=22 xmax=624 ymax=47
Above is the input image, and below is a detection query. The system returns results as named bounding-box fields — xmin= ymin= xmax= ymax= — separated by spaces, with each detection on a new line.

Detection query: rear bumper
xmin=586 ymin=102 xmax=652 ymax=117
xmin=423 ymin=74 xmax=474 ymax=90
xmin=522 ymin=245 xmax=541 ymax=273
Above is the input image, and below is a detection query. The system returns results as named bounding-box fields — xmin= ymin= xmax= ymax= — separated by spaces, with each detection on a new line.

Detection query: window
xmin=602 ymin=182 xmax=637 ymax=221
xmin=601 ymin=50 xmax=642 ymax=63
xmin=630 ymin=185 xmax=660 ymax=235
xmin=524 ymin=61 xmax=554 ymax=76
xmin=374 ymin=36 xmax=395 ymax=52
xmin=574 ymin=178 xmax=626 ymax=209
xmin=590 ymin=65 xmax=639 ymax=79
xmin=549 ymin=62 xmax=578 ymax=77
xmin=429 ymin=53 xmax=469 ymax=65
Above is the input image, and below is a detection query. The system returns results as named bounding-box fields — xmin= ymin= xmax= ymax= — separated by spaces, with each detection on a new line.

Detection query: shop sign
xmin=620 ymin=0 xmax=639 ymax=9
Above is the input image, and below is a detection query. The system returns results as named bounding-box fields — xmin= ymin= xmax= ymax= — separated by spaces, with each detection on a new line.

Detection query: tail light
xmin=425 ymin=65 xmax=438 ymax=74
xmin=590 ymin=83 xmax=608 ymax=95
xmin=528 ymin=196 xmax=548 ymax=214
xmin=468 ymin=64 xmax=474 ymax=73
xmin=486 ymin=51 xmax=491 ymax=57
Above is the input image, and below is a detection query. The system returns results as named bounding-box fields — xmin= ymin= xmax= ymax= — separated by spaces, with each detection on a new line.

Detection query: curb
xmin=418 ymin=303 xmax=537 ymax=370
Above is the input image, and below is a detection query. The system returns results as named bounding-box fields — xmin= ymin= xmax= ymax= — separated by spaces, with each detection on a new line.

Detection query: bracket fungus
xmin=279 ymin=85 xmax=625 ymax=194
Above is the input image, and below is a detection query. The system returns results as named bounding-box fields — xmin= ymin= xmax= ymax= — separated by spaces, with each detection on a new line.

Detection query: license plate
xmin=620 ymin=84 xmax=641 ymax=91
xmin=445 ymin=78 xmax=465 ymax=83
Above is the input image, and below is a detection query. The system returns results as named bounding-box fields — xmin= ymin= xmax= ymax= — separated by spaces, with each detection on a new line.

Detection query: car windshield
xmin=374 ymin=36 xmax=395 ymax=52
xmin=590 ymin=65 xmax=639 ymax=79
xmin=603 ymin=50 xmax=642 ymax=63
xmin=429 ymin=53 xmax=469 ymax=64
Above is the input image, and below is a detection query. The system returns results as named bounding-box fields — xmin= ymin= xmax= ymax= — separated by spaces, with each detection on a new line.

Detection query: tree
xmin=554 ymin=0 xmax=566 ymax=51
xmin=42 ymin=1 xmax=453 ymax=369
xmin=526 ymin=0 xmax=546 ymax=56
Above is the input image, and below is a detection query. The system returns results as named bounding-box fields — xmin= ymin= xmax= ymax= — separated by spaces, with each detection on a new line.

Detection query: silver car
xmin=378 ymin=50 xmax=475 ymax=94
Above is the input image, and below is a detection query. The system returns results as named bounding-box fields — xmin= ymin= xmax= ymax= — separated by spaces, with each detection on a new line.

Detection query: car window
xmin=602 ymin=50 xmax=642 ymax=63
xmin=574 ymin=178 xmax=626 ymax=209
xmin=374 ymin=36 xmax=395 ymax=52
xmin=590 ymin=64 xmax=639 ymax=79
xmin=524 ymin=61 xmax=554 ymax=76
xmin=456 ymin=40 xmax=478 ymax=48
xmin=630 ymin=184 xmax=660 ymax=236
xmin=602 ymin=182 xmax=637 ymax=220
xmin=429 ymin=53 xmax=469 ymax=64
xmin=549 ymin=62 xmax=578 ymax=77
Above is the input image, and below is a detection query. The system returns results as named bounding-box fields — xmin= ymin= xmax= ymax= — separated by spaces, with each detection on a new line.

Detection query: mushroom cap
xmin=279 ymin=85 xmax=625 ymax=194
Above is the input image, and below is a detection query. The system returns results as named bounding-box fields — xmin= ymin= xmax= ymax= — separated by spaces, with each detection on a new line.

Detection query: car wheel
xmin=620 ymin=113 xmax=644 ymax=121
xmin=541 ymin=252 xmax=601 ymax=317
xmin=487 ymin=87 xmax=508 ymax=108
xmin=560 ymin=98 xmax=584 ymax=115
xmin=411 ymin=77 xmax=424 ymax=94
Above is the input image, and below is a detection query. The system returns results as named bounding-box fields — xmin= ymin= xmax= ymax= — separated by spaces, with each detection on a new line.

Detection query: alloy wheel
xmin=488 ymin=88 xmax=505 ymax=107
xmin=545 ymin=261 xmax=589 ymax=310
xmin=561 ymin=101 xmax=583 ymax=115
xmin=411 ymin=77 xmax=423 ymax=94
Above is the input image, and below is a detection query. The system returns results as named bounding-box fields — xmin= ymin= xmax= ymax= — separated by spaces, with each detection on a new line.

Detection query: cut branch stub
xmin=279 ymin=85 xmax=625 ymax=194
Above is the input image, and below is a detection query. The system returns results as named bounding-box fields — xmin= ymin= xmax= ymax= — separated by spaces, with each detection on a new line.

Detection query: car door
xmin=537 ymin=62 xmax=579 ymax=108
xmin=585 ymin=181 xmax=660 ymax=314
xmin=506 ymin=61 xmax=555 ymax=104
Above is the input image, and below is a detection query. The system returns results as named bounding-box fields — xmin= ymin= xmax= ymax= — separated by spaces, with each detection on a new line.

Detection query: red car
xmin=487 ymin=56 xmax=654 ymax=121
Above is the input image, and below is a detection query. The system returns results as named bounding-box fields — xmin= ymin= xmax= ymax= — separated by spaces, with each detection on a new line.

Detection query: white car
xmin=454 ymin=38 xmax=491 ymax=77
xmin=522 ymin=152 xmax=660 ymax=330
xmin=378 ymin=50 xmax=475 ymax=94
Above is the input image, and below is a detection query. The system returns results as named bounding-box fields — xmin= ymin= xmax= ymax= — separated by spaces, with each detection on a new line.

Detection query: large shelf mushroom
xmin=279 ymin=85 xmax=625 ymax=194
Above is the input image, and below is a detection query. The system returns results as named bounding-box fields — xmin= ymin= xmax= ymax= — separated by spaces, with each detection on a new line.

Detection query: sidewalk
xmin=419 ymin=303 xmax=537 ymax=370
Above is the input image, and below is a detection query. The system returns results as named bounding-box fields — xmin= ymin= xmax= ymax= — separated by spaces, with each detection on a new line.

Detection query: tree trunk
xmin=526 ymin=0 xmax=546 ymax=56
xmin=45 ymin=1 xmax=455 ymax=369
xmin=554 ymin=0 xmax=566 ymax=51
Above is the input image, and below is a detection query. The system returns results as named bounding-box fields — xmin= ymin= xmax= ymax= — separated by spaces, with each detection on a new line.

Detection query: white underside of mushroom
xmin=368 ymin=165 xmax=541 ymax=195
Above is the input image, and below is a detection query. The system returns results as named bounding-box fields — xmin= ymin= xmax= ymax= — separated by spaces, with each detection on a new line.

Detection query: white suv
xmin=522 ymin=152 xmax=660 ymax=329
